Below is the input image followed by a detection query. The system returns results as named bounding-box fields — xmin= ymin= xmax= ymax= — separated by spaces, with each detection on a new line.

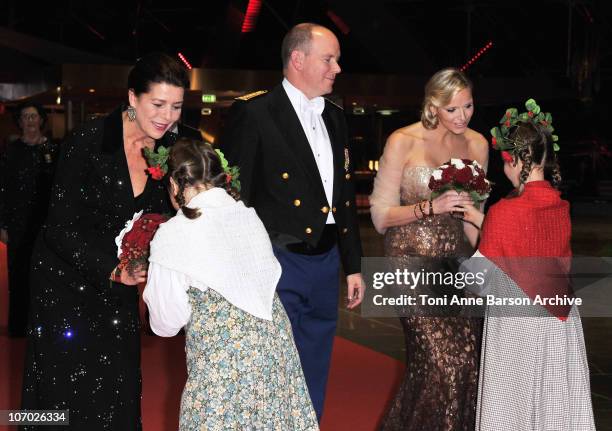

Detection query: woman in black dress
xmin=1 ymin=103 xmax=58 ymax=337
xmin=21 ymin=53 xmax=190 ymax=430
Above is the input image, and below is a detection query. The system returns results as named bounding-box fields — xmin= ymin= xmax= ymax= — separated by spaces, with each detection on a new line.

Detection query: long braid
xmin=174 ymin=168 xmax=201 ymax=219
xmin=518 ymin=147 xmax=532 ymax=186
xmin=550 ymin=162 xmax=562 ymax=189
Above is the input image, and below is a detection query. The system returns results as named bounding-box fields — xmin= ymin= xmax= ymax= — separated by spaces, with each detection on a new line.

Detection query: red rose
xmin=492 ymin=137 xmax=497 ymax=148
xmin=147 ymin=165 xmax=164 ymax=180
xmin=428 ymin=177 xmax=438 ymax=191
xmin=501 ymin=151 xmax=513 ymax=163
xmin=528 ymin=111 xmax=533 ymax=117
xmin=441 ymin=167 xmax=454 ymax=183
xmin=455 ymin=167 xmax=472 ymax=185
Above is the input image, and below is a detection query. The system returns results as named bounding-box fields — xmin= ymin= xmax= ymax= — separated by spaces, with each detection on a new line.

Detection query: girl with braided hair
xmin=458 ymin=115 xmax=595 ymax=430
xmin=143 ymin=138 xmax=318 ymax=430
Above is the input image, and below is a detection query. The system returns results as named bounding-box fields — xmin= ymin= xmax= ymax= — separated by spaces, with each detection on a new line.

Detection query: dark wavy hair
xmin=168 ymin=138 xmax=239 ymax=219
xmin=508 ymin=121 xmax=562 ymax=188
xmin=127 ymin=52 xmax=190 ymax=96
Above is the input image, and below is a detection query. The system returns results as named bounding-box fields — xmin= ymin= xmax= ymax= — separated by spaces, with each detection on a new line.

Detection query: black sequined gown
xmin=0 ymin=138 xmax=58 ymax=336
xmin=21 ymin=108 xmax=177 ymax=430
xmin=379 ymin=167 xmax=482 ymax=431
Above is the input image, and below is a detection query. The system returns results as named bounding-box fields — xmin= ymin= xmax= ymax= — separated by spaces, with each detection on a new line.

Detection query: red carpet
xmin=0 ymin=242 xmax=403 ymax=430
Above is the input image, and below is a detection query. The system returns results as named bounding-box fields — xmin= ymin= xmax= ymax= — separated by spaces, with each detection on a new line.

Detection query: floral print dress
xmin=179 ymin=288 xmax=318 ymax=431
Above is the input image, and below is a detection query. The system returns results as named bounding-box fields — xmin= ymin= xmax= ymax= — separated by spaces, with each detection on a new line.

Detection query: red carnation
xmin=501 ymin=151 xmax=513 ymax=163
xmin=147 ymin=165 xmax=165 ymax=180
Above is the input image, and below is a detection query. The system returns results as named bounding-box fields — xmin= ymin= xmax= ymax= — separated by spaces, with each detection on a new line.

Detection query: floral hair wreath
xmin=490 ymin=98 xmax=559 ymax=163
xmin=215 ymin=149 xmax=241 ymax=192
xmin=143 ymin=145 xmax=241 ymax=193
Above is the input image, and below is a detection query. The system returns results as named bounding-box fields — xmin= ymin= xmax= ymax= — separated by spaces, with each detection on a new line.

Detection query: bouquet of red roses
xmin=114 ymin=211 xmax=169 ymax=276
xmin=428 ymin=158 xmax=491 ymax=203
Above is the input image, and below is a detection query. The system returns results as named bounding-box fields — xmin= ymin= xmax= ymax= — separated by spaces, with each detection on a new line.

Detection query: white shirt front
xmin=282 ymin=78 xmax=335 ymax=224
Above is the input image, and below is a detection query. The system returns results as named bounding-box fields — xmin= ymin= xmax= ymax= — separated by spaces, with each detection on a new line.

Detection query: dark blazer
xmin=219 ymin=84 xmax=362 ymax=275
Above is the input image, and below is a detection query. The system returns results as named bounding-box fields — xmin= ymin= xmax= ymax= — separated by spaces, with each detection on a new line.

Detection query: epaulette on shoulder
xmin=324 ymin=97 xmax=344 ymax=111
xmin=235 ymin=90 xmax=268 ymax=101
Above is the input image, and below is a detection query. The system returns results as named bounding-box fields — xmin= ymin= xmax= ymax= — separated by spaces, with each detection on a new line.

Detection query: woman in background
xmin=0 ymin=103 xmax=58 ymax=337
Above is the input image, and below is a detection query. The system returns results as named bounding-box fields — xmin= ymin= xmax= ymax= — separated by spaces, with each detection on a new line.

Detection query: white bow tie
xmin=301 ymin=97 xmax=325 ymax=116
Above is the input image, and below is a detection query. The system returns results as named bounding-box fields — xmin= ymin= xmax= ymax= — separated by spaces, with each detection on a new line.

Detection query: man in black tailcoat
xmin=219 ymin=23 xmax=364 ymax=421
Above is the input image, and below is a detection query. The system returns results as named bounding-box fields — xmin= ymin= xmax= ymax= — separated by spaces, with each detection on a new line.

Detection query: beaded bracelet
xmin=413 ymin=203 xmax=422 ymax=220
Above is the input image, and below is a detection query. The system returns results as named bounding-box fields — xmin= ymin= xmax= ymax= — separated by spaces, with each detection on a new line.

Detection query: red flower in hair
xmin=147 ymin=165 xmax=165 ymax=180
xmin=501 ymin=151 xmax=514 ymax=163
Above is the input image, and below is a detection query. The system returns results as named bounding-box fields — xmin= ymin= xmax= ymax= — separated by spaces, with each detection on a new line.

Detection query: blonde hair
xmin=421 ymin=68 xmax=473 ymax=130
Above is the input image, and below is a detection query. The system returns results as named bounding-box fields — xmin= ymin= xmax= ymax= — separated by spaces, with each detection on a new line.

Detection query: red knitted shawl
xmin=479 ymin=181 xmax=572 ymax=320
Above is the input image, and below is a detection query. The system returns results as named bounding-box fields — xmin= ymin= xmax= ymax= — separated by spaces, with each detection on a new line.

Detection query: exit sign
xmin=202 ymin=94 xmax=216 ymax=103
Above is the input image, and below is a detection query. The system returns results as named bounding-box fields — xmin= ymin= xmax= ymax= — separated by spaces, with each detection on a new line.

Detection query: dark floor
xmin=337 ymin=211 xmax=612 ymax=430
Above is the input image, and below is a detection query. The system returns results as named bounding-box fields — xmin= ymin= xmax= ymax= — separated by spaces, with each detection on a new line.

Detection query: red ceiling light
xmin=460 ymin=41 xmax=493 ymax=72
xmin=241 ymin=0 xmax=262 ymax=33
xmin=326 ymin=9 xmax=350 ymax=35
xmin=177 ymin=52 xmax=192 ymax=70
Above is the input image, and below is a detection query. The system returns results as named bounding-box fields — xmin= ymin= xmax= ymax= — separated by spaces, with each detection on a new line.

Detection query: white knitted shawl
xmin=148 ymin=188 xmax=280 ymax=320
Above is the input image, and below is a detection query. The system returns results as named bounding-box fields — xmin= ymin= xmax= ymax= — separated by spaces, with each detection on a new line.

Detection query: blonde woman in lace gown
xmin=370 ymin=68 xmax=488 ymax=431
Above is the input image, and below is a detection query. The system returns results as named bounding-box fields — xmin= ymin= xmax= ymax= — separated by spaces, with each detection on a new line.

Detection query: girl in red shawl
xmin=458 ymin=118 xmax=595 ymax=431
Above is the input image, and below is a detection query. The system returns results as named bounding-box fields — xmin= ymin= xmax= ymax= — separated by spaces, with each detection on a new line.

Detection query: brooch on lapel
xmin=344 ymin=147 xmax=350 ymax=172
